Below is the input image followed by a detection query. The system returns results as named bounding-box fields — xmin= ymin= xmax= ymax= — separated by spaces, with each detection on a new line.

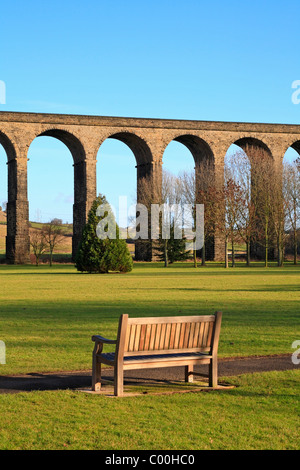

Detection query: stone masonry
xmin=0 ymin=111 xmax=300 ymax=263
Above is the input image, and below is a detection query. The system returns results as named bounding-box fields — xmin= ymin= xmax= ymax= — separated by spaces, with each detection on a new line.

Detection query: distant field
xmin=0 ymin=217 xmax=73 ymax=256
xmin=0 ymin=216 xmax=135 ymax=257
xmin=0 ymin=224 xmax=5 ymax=254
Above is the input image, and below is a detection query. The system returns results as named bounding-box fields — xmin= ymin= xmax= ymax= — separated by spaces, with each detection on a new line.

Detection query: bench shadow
xmin=0 ymin=371 xmax=184 ymax=394
xmin=0 ymin=372 xmax=92 ymax=393
xmin=1 ymin=358 xmax=296 ymax=394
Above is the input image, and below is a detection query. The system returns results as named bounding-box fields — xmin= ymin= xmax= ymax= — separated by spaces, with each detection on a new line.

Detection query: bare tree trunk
xmin=294 ymin=227 xmax=298 ymax=265
xmin=277 ymin=232 xmax=284 ymax=267
xmin=265 ymin=223 xmax=268 ymax=268
xmin=164 ymin=240 xmax=168 ymax=267
xmin=277 ymin=236 xmax=281 ymax=267
xmin=231 ymin=239 xmax=235 ymax=267
xmin=281 ymin=243 xmax=284 ymax=267
xmin=202 ymin=240 xmax=206 ymax=266
xmin=193 ymin=248 xmax=197 ymax=268
xmin=50 ymin=248 xmax=53 ymax=267
xmin=293 ymin=206 xmax=298 ymax=265
xmin=246 ymin=241 xmax=250 ymax=267
xmin=225 ymin=236 xmax=228 ymax=268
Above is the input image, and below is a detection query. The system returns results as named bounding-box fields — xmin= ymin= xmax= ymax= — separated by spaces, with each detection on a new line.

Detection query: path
xmin=0 ymin=354 xmax=297 ymax=394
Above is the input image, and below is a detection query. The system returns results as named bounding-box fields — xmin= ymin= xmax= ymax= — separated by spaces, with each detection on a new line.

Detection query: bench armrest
xmin=92 ymin=335 xmax=117 ymax=345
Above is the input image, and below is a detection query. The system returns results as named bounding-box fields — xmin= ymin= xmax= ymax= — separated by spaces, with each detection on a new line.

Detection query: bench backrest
xmin=116 ymin=312 xmax=222 ymax=358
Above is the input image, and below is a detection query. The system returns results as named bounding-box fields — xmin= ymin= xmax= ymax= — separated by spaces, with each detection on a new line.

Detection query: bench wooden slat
xmin=188 ymin=322 xmax=196 ymax=348
xmin=158 ymin=323 xmax=166 ymax=350
xmin=123 ymin=357 xmax=212 ymax=371
xmin=207 ymin=321 xmax=214 ymax=347
xmin=124 ymin=352 xmax=212 ymax=364
xmin=201 ymin=322 xmax=207 ymax=347
xmin=139 ymin=324 xmax=146 ymax=350
xmin=124 ymin=346 xmax=211 ymax=357
xmin=203 ymin=321 xmax=212 ymax=347
xmin=100 ymin=351 xmax=212 ymax=363
xmin=178 ymin=323 xmax=186 ymax=349
xmin=173 ymin=323 xmax=181 ymax=349
xmin=149 ymin=324 xmax=156 ymax=351
xmin=134 ymin=324 xmax=141 ymax=351
xmin=164 ymin=323 xmax=171 ymax=349
xmin=127 ymin=315 xmax=215 ymax=325
xmin=124 ymin=324 xmax=131 ymax=352
xmin=169 ymin=323 xmax=176 ymax=349
xmin=128 ymin=324 xmax=136 ymax=352
xmin=192 ymin=322 xmax=200 ymax=348
xmin=183 ymin=322 xmax=190 ymax=348
xmin=198 ymin=322 xmax=205 ymax=347
xmin=155 ymin=324 xmax=160 ymax=350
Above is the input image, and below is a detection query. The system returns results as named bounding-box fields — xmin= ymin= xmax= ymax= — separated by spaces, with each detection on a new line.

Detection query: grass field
xmin=0 ymin=370 xmax=298 ymax=450
xmin=0 ymin=262 xmax=299 ymax=375
xmin=0 ymin=262 xmax=299 ymax=450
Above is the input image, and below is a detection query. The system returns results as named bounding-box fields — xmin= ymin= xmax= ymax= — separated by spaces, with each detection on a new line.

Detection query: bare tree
xmin=225 ymin=151 xmax=256 ymax=266
xmin=30 ymin=229 xmax=47 ymax=266
xmin=194 ymin=159 xmax=216 ymax=266
xmin=215 ymin=179 xmax=244 ymax=268
xmin=136 ymin=170 xmax=188 ymax=267
xmin=272 ymin=168 xmax=289 ymax=266
xmin=42 ymin=222 xmax=65 ymax=266
xmin=283 ymin=159 xmax=300 ymax=264
xmin=250 ymin=148 xmax=276 ymax=267
xmin=157 ymin=170 xmax=187 ymax=267
xmin=179 ymin=170 xmax=197 ymax=267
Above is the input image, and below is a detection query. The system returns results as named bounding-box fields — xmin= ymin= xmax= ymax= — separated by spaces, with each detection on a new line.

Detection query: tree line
xmin=28 ymin=148 xmax=299 ymax=270
xmin=137 ymin=148 xmax=300 ymax=267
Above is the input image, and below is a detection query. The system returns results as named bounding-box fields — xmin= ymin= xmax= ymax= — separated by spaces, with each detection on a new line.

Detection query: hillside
xmin=0 ymin=212 xmax=135 ymax=258
xmin=0 ymin=212 xmax=73 ymax=256
xmin=0 ymin=210 xmax=7 ymax=223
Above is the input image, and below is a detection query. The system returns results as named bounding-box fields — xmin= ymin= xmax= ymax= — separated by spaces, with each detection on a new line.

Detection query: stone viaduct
xmin=0 ymin=111 xmax=300 ymax=263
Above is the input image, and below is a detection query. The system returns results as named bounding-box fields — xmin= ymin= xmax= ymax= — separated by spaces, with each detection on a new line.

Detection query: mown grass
xmin=0 ymin=370 xmax=298 ymax=450
xmin=0 ymin=262 xmax=299 ymax=450
xmin=0 ymin=262 xmax=299 ymax=375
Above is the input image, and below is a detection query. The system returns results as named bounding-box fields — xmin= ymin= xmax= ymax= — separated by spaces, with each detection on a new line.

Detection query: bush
xmin=75 ymin=195 xmax=133 ymax=273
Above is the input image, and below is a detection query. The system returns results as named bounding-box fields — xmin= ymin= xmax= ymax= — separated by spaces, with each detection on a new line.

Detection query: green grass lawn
xmin=0 ymin=370 xmax=298 ymax=450
xmin=0 ymin=262 xmax=299 ymax=450
xmin=0 ymin=262 xmax=299 ymax=375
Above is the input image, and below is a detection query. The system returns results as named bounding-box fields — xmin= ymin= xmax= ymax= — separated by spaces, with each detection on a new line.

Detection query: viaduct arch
xmin=0 ymin=111 xmax=300 ymax=263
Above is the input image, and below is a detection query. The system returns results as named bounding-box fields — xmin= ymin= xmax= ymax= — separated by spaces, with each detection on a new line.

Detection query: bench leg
xmin=114 ymin=364 xmax=124 ymax=397
xmin=92 ymin=355 xmax=102 ymax=392
xmin=185 ymin=365 xmax=194 ymax=383
xmin=209 ymin=357 xmax=218 ymax=388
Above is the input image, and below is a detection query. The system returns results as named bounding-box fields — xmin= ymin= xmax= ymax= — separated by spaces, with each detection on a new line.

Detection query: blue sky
xmin=0 ymin=0 xmax=299 ymax=222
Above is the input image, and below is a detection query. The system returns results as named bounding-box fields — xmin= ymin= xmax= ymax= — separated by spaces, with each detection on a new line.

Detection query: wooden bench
xmin=92 ymin=311 xmax=222 ymax=396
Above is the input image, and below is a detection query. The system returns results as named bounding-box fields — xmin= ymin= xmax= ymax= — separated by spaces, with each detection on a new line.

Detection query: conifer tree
xmin=155 ymin=223 xmax=190 ymax=265
xmin=75 ymin=194 xmax=133 ymax=273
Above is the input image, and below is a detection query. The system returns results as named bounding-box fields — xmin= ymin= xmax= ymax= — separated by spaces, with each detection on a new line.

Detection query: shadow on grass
xmin=133 ymin=284 xmax=300 ymax=292
xmin=1 ymin=263 xmax=300 ymax=277
xmin=1 ymin=358 xmax=297 ymax=395
xmin=0 ymin=371 xmax=184 ymax=394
